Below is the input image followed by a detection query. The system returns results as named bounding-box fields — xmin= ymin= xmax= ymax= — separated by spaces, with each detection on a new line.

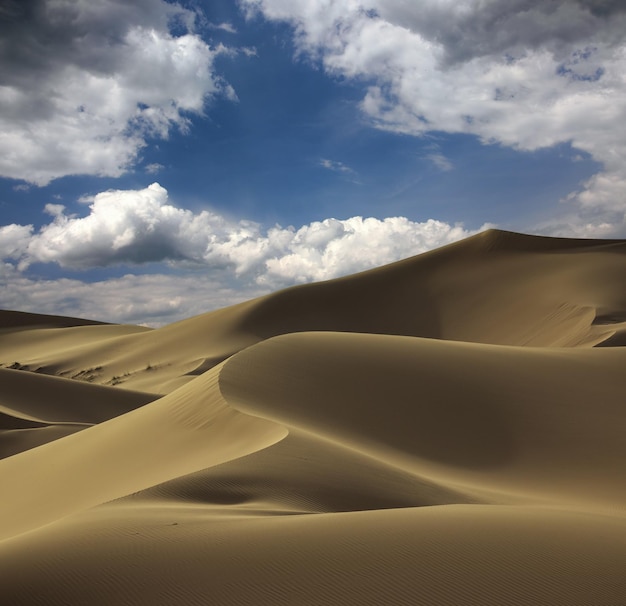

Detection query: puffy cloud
xmin=242 ymin=0 xmax=626 ymax=230
xmin=0 ymin=183 xmax=481 ymax=289
xmin=0 ymin=224 xmax=33 ymax=260
xmin=0 ymin=0 xmax=231 ymax=185
xmin=261 ymin=216 xmax=469 ymax=284
xmin=19 ymin=183 xmax=238 ymax=268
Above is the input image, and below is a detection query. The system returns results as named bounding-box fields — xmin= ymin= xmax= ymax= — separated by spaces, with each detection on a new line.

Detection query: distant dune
xmin=1 ymin=229 xmax=625 ymax=605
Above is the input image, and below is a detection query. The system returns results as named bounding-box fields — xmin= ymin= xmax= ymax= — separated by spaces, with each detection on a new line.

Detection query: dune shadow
xmin=220 ymin=334 xmax=518 ymax=473
xmin=184 ymin=356 xmax=230 ymax=377
xmin=238 ymin=268 xmax=444 ymax=342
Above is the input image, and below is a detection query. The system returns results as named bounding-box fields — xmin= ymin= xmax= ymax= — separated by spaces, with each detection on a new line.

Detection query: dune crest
xmin=0 ymin=364 xmax=287 ymax=541
xmin=1 ymin=230 xmax=625 ymax=604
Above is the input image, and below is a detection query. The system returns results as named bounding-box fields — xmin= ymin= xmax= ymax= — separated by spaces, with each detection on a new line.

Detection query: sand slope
xmin=1 ymin=229 xmax=625 ymax=604
xmin=2 ymin=229 xmax=625 ymax=394
xmin=0 ymin=367 xmax=157 ymax=459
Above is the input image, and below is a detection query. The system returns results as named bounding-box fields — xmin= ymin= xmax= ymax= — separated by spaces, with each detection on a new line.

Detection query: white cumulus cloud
xmin=0 ymin=183 xmax=483 ymax=290
xmin=0 ymin=224 xmax=33 ymax=261
xmin=261 ymin=216 xmax=469 ymax=284
xmin=0 ymin=0 xmax=232 ymax=185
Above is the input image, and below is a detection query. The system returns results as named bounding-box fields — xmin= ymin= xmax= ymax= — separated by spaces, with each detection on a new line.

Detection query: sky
xmin=0 ymin=0 xmax=625 ymax=326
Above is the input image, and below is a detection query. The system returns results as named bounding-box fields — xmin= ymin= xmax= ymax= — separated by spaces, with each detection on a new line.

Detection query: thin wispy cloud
xmin=0 ymin=262 xmax=263 ymax=326
xmin=208 ymin=22 xmax=237 ymax=34
xmin=145 ymin=163 xmax=165 ymax=175
xmin=425 ymin=153 xmax=453 ymax=172
xmin=320 ymin=158 xmax=356 ymax=175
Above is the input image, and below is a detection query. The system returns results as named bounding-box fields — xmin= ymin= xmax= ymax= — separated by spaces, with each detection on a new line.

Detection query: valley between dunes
xmin=1 ymin=229 xmax=625 ymax=605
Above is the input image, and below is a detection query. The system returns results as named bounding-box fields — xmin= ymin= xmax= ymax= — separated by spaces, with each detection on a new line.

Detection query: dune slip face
xmin=1 ymin=230 xmax=626 ymax=605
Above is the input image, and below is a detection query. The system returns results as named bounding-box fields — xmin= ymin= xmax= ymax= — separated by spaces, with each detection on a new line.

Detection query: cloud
xmin=43 ymin=203 xmax=65 ymax=217
xmin=208 ymin=22 xmax=237 ymax=34
xmin=0 ymin=0 xmax=232 ymax=185
xmin=260 ymin=216 xmax=472 ymax=285
xmin=145 ymin=163 xmax=165 ymax=175
xmin=424 ymin=153 xmax=453 ymax=172
xmin=0 ymin=183 xmax=482 ymax=289
xmin=0 ymin=262 xmax=265 ymax=326
xmin=0 ymin=224 xmax=33 ymax=260
xmin=242 ymin=0 xmax=626 ymax=233
xmin=319 ymin=158 xmax=356 ymax=174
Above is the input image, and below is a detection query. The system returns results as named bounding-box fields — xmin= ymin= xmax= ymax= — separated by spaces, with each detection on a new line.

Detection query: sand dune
xmin=1 ymin=229 xmax=625 ymax=604
xmin=0 ymin=367 xmax=157 ymax=459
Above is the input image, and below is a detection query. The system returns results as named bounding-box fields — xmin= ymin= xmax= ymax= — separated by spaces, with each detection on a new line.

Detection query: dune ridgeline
xmin=1 ymin=229 xmax=625 ymax=605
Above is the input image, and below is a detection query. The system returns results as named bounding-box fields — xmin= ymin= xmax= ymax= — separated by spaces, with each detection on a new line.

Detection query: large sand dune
xmin=1 ymin=229 xmax=625 ymax=604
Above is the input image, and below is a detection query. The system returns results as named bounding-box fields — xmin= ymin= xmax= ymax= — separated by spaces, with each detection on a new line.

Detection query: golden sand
xmin=1 ymin=229 xmax=625 ymax=604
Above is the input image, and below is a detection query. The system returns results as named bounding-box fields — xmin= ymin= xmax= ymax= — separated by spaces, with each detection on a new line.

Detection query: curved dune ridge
xmin=1 ymin=229 xmax=626 ymax=605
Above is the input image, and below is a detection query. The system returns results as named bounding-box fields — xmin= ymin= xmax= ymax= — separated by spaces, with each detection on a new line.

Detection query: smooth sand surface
xmin=1 ymin=229 xmax=625 ymax=604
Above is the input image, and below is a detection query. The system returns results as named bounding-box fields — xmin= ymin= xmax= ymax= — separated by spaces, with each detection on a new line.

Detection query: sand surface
xmin=1 ymin=229 xmax=625 ymax=604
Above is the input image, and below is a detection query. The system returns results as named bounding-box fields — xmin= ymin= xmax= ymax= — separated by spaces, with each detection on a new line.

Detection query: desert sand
xmin=1 ymin=228 xmax=625 ymax=604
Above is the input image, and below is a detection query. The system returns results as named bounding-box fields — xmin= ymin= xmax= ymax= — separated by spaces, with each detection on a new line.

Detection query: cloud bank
xmin=0 ymin=260 xmax=265 ymax=327
xmin=0 ymin=183 xmax=480 ymax=319
xmin=0 ymin=0 xmax=232 ymax=185
xmin=242 ymin=0 xmax=626 ymax=232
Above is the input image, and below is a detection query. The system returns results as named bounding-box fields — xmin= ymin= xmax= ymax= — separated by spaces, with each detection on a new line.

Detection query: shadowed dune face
xmin=0 ymin=310 xmax=110 ymax=331
xmin=220 ymin=333 xmax=517 ymax=471
xmin=236 ymin=230 xmax=626 ymax=348
xmin=0 ymin=365 xmax=287 ymax=542
xmin=1 ymin=230 xmax=626 ymax=605
xmin=219 ymin=331 xmax=626 ymax=507
xmin=0 ymin=367 xmax=157 ymax=459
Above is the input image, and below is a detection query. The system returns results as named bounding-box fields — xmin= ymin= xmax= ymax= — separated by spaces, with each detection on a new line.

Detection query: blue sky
xmin=0 ymin=0 xmax=624 ymax=325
